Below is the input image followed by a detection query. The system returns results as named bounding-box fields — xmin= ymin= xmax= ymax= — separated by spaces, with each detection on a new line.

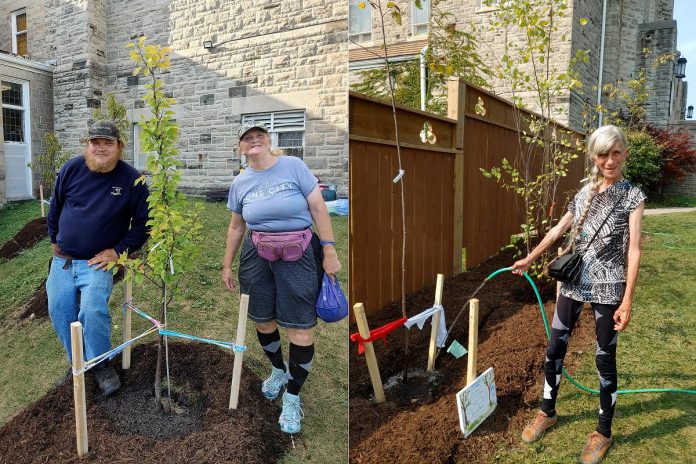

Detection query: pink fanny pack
xmin=251 ymin=229 xmax=313 ymax=262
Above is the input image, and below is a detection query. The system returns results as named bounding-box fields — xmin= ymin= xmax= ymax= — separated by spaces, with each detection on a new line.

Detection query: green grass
xmin=645 ymin=194 xmax=696 ymax=208
xmin=0 ymin=199 xmax=348 ymax=463
xmin=493 ymin=212 xmax=696 ymax=463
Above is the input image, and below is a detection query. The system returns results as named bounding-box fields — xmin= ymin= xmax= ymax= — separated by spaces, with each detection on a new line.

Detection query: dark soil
xmin=0 ymin=342 xmax=291 ymax=464
xmin=349 ymin=248 xmax=596 ymax=464
xmin=0 ymin=217 xmax=47 ymax=260
xmin=14 ymin=267 xmax=125 ymax=321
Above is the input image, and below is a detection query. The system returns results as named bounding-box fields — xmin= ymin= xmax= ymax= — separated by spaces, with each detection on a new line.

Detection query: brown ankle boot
xmin=521 ymin=410 xmax=558 ymax=443
xmin=579 ymin=431 xmax=613 ymax=464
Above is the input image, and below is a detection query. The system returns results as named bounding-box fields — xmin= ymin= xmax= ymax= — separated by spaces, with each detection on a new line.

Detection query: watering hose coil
xmin=483 ymin=267 xmax=696 ymax=396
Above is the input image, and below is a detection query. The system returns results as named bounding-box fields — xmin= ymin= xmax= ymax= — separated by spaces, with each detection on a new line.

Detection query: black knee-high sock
xmin=287 ymin=343 xmax=314 ymax=395
xmin=257 ymin=330 xmax=285 ymax=370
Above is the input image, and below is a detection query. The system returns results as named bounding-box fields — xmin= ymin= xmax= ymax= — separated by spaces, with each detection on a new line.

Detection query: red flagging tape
xmin=350 ymin=317 xmax=408 ymax=355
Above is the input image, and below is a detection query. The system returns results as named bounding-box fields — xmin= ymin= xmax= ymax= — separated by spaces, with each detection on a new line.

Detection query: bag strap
xmin=576 ymin=189 xmax=627 ymax=252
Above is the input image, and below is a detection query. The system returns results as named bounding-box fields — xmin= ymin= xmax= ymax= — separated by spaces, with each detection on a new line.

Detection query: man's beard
xmin=85 ymin=153 xmax=120 ymax=173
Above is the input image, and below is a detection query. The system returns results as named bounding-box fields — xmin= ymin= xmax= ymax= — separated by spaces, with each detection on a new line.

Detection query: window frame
xmin=411 ymin=0 xmax=430 ymax=37
xmin=349 ymin=0 xmax=372 ymax=43
xmin=1 ymin=79 xmax=30 ymax=144
xmin=241 ymin=110 xmax=306 ymax=160
xmin=11 ymin=9 xmax=28 ymax=56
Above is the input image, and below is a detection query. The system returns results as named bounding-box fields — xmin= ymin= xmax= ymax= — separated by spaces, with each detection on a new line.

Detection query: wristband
xmin=320 ymin=240 xmax=336 ymax=247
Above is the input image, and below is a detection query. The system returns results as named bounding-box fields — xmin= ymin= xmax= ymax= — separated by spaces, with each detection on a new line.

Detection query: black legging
xmin=541 ymin=294 xmax=619 ymax=437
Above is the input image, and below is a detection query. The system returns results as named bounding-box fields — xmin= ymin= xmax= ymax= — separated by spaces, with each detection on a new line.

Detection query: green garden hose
xmin=485 ymin=267 xmax=696 ymax=395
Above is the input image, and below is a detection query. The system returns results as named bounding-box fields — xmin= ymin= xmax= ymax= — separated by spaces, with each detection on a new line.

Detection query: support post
xmin=466 ymin=298 xmax=479 ymax=385
xmin=39 ymin=184 xmax=45 ymax=218
xmin=448 ymin=77 xmax=466 ymax=275
xmin=427 ymin=274 xmax=445 ymax=371
xmin=70 ymin=322 xmax=88 ymax=457
xmin=353 ymin=303 xmax=385 ymax=403
xmin=122 ymin=276 xmax=133 ymax=370
xmin=229 ymin=294 xmax=249 ymax=410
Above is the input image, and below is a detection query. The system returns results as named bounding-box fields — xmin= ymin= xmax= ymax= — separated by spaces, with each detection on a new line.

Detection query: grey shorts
xmin=238 ymin=231 xmax=322 ymax=329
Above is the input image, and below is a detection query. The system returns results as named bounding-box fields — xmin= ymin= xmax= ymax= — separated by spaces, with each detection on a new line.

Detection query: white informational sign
xmin=456 ymin=367 xmax=497 ymax=438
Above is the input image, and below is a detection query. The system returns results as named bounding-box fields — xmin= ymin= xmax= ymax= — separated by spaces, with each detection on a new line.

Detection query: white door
xmin=2 ymin=79 xmax=32 ymax=199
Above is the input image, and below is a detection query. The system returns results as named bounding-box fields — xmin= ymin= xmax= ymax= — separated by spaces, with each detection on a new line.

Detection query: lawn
xmin=0 ymin=199 xmax=348 ymax=464
xmin=493 ymin=211 xmax=696 ymax=463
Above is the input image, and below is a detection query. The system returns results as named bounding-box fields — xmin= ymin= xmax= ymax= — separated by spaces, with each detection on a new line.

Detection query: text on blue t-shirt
xmin=227 ymin=155 xmax=318 ymax=232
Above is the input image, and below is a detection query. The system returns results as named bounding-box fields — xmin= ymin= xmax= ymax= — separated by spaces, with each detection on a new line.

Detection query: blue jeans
xmin=46 ymin=256 xmax=114 ymax=364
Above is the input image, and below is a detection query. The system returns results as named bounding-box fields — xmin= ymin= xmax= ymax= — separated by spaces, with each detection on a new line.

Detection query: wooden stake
xmin=466 ymin=299 xmax=479 ymax=386
xmin=39 ymin=184 xmax=45 ymax=218
xmin=122 ymin=276 xmax=133 ymax=370
xmin=229 ymin=294 xmax=249 ymax=410
xmin=70 ymin=322 xmax=88 ymax=457
xmin=353 ymin=303 xmax=385 ymax=403
xmin=427 ymin=274 xmax=444 ymax=371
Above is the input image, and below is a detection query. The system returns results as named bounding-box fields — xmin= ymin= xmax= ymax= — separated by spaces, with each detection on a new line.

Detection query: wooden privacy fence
xmin=349 ymin=78 xmax=586 ymax=317
xmin=460 ymin=83 xmax=586 ymax=268
xmin=349 ymin=92 xmax=460 ymax=317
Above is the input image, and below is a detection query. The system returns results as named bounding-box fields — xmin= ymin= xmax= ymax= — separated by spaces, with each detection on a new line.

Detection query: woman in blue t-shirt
xmin=222 ymin=121 xmax=341 ymax=435
xmin=511 ymin=125 xmax=645 ymax=464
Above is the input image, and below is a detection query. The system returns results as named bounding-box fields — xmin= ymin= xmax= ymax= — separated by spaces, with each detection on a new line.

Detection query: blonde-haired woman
xmin=511 ymin=125 xmax=646 ymax=464
xmin=222 ymin=122 xmax=341 ymax=434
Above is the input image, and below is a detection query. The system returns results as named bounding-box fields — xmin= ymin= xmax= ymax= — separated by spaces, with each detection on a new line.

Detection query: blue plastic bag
xmin=316 ymin=274 xmax=348 ymax=323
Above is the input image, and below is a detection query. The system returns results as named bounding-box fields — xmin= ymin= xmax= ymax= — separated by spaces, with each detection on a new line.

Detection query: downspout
xmin=597 ymin=0 xmax=608 ymax=127
xmin=420 ymin=45 xmax=428 ymax=111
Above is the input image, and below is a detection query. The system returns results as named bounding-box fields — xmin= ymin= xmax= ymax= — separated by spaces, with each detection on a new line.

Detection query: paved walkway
xmin=644 ymin=207 xmax=696 ymax=216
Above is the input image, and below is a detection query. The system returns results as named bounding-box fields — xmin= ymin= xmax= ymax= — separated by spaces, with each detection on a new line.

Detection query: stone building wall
xmin=3 ymin=0 xmax=348 ymax=196
xmin=48 ymin=0 xmax=348 ymax=195
xmin=0 ymin=55 xmax=54 ymax=200
xmin=0 ymin=0 xmax=49 ymax=61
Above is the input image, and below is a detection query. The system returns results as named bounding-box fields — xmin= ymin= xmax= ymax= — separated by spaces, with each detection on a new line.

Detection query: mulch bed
xmin=0 ymin=217 xmax=47 ymax=260
xmin=349 ymin=248 xmax=596 ymax=463
xmin=0 ymin=342 xmax=290 ymax=464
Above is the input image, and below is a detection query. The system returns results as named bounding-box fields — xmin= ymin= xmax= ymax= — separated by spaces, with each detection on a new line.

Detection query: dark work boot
xmin=93 ymin=364 xmax=121 ymax=397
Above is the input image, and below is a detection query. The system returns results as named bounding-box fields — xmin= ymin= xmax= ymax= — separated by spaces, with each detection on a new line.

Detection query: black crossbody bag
xmin=546 ymin=192 xmax=625 ymax=283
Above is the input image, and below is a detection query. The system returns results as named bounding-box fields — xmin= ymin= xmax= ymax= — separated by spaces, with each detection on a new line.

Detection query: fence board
xmin=349 ymin=82 xmax=585 ymax=317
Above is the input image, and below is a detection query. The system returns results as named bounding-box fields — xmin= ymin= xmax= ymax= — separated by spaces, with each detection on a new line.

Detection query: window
xmin=242 ymin=110 xmax=306 ymax=159
xmin=132 ymin=124 xmax=148 ymax=170
xmin=11 ymin=9 xmax=28 ymax=56
xmin=349 ymin=0 xmax=372 ymax=43
xmin=2 ymin=81 xmax=25 ymax=142
xmin=411 ymin=0 xmax=430 ymax=36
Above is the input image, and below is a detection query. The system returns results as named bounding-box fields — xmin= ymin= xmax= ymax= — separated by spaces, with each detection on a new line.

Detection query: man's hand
xmin=88 ymin=249 xmax=119 ymax=271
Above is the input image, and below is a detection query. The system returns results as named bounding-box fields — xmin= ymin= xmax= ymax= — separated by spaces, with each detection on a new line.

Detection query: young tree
xmin=477 ymin=0 xmax=587 ymax=279
xmin=116 ymin=37 xmax=203 ymax=410
xmin=27 ymin=132 xmax=70 ymax=196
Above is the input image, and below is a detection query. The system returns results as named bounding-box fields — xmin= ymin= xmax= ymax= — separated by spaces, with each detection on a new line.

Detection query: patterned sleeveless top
xmin=560 ymin=179 xmax=646 ymax=304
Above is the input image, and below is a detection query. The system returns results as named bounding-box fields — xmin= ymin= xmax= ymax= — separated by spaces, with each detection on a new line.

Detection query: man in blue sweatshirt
xmin=47 ymin=120 xmax=149 ymax=396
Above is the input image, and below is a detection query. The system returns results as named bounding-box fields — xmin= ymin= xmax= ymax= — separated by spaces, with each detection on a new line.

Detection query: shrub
xmin=624 ymin=130 xmax=663 ymax=192
xmin=645 ymin=125 xmax=696 ymax=187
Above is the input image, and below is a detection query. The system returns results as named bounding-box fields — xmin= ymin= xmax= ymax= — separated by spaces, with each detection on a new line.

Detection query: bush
xmin=624 ymin=130 xmax=663 ymax=192
xmin=645 ymin=125 xmax=696 ymax=187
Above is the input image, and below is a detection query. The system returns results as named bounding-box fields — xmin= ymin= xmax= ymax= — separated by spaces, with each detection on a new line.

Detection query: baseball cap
xmin=84 ymin=120 xmax=121 ymax=142
xmin=238 ymin=121 xmax=269 ymax=139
